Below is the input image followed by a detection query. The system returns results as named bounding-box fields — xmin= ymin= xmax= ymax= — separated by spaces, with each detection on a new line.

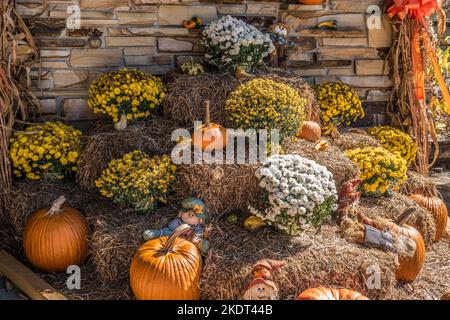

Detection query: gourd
xmin=130 ymin=224 xmax=202 ymax=300
xmin=296 ymin=287 xmax=368 ymax=300
xmin=192 ymin=101 xmax=228 ymax=152
xmin=23 ymin=196 xmax=88 ymax=272
xmin=410 ymin=194 xmax=448 ymax=242
xmin=298 ymin=121 xmax=322 ymax=142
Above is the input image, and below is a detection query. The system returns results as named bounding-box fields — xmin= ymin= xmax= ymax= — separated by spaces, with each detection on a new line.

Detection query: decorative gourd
xmin=130 ymin=224 xmax=202 ymax=300
xmin=358 ymin=208 xmax=426 ymax=282
xmin=192 ymin=101 xmax=228 ymax=152
xmin=410 ymin=194 xmax=448 ymax=242
xmin=23 ymin=196 xmax=88 ymax=272
xmin=296 ymin=287 xmax=368 ymax=300
xmin=298 ymin=121 xmax=322 ymax=142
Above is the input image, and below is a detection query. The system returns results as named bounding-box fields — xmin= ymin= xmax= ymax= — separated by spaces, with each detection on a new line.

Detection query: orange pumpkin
xmin=23 ymin=196 xmax=88 ymax=272
xmin=296 ymin=287 xmax=368 ymax=300
xmin=192 ymin=101 xmax=228 ymax=152
xmin=359 ymin=208 xmax=426 ymax=282
xmin=298 ymin=121 xmax=322 ymax=142
xmin=410 ymin=194 xmax=448 ymax=242
xmin=442 ymin=292 xmax=450 ymax=300
xmin=130 ymin=224 xmax=202 ymax=300
xmin=297 ymin=0 xmax=324 ymax=4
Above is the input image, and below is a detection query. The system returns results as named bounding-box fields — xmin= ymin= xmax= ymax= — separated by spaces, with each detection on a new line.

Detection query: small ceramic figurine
xmin=243 ymin=259 xmax=286 ymax=300
xmin=143 ymin=197 xmax=210 ymax=256
xmin=268 ymin=23 xmax=294 ymax=68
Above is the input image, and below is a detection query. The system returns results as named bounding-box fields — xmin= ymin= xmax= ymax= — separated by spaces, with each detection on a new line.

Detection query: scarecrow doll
xmin=268 ymin=23 xmax=294 ymax=68
xmin=143 ymin=197 xmax=210 ymax=255
xmin=243 ymin=259 xmax=286 ymax=300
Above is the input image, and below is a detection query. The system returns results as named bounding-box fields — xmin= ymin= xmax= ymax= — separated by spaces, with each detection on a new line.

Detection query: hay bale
xmin=400 ymin=171 xmax=439 ymax=197
xmin=334 ymin=132 xmax=381 ymax=151
xmin=164 ymin=72 xmax=240 ymax=126
xmin=201 ymin=221 xmax=398 ymax=300
xmin=174 ymin=162 xmax=260 ymax=216
xmin=87 ymin=207 xmax=173 ymax=285
xmin=164 ymin=72 xmax=317 ymax=127
xmin=358 ymin=192 xmax=437 ymax=245
xmin=77 ymin=119 xmax=176 ymax=190
xmin=283 ymin=138 xmax=360 ymax=189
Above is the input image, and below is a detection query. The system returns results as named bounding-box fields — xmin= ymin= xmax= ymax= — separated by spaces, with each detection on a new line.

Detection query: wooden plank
xmin=0 ymin=250 xmax=67 ymax=300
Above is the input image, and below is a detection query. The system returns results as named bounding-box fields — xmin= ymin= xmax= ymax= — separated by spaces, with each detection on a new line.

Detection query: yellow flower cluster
xmin=345 ymin=147 xmax=408 ymax=197
xmin=368 ymin=126 xmax=417 ymax=166
xmin=316 ymin=82 xmax=365 ymax=135
xmin=225 ymin=78 xmax=306 ymax=139
xmin=9 ymin=122 xmax=81 ymax=181
xmin=88 ymin=69 xmax=165 ymax=123
xmin=95 ymin=151 xmax=176 ymax=212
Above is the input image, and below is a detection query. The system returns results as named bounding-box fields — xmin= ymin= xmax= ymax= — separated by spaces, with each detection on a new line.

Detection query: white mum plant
xmin=249 ymin=155 xmax=338 ymax=236
xmin=201 ymin=15 xmax=275 ymax=72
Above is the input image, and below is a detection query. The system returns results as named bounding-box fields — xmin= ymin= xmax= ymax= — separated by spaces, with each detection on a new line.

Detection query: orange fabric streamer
xmin=388 ymin=0 xmax=440 ymax=26
xmin=421 ymin=29 xmax=450 ymax=114
xmin=411 ymin=27 xmax=426 ymax=100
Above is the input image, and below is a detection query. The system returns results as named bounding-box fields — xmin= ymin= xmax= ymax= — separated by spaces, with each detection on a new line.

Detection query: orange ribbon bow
xmin=388 ymin=0 xmax=441 ymax=26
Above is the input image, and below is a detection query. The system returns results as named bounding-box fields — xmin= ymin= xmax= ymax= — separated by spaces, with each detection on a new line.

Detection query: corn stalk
xmin=387 ymin=18 xmax=440 ymax=175
xmin=0 ymin=0 xmax=38 ymax=216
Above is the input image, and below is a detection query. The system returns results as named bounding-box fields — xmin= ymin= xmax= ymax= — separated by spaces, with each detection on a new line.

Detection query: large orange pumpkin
xmin=358 ymin=208 xmax=426 ymax=282
xmin=296 ymin=287 xmax=368 ymax=300
xmin=23 ymin=196 xmax=88 ymax=272
xmin=130 ymin=224 xmax=202 ymax=300
xmin=410 ymin=194 xmax=448 ymax=242
xmin=192 ymin=101 xmax=228 ymax=152
xmin=298 ymin=121 xmax=322 ymax=142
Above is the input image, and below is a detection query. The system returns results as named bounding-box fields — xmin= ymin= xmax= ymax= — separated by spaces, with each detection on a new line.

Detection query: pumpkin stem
xmin=47 ymin=196 xmax=66 ymax=216
xmin=161 ymin=224 xmax=192 ymax=253
xmin=395 ymin=208 xmax=416 ymax=226
xmin=204 ymin=101 xmax=211 ymax=127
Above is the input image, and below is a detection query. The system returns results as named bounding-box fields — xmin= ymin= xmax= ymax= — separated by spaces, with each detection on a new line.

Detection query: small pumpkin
xmin=298 ymin=121 xmax=322 ymax=142
xmin=358 ymin=208 xmax=426 ymax=282
xmin=23 ymin=196 xmax=88 ymax=272
xmin=296 ymin=287 xmax=368 ymax=300
xmin=442 ymin=292 xmax=450 ymax=300
xmin=130 ymin=224 xmax=202 ymax=300
xmin=410 ymin=194 xmax=448 ymax=242
xmin=192 ymin=101 xmax=228 ymax=152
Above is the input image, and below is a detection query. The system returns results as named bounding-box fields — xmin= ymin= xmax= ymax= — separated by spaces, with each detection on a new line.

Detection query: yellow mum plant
xmin=95 ymin=151 xmax=176 ymax=212
xmin=316 ymin=81 xmax=365 ymax=135
xmin=88 ymin=69 xmax=165 ymax=126
xmin=9 ymin=122 xmax=82 ymax=181
xmin=368 ymin=126 xmax=417 ymax=166
xmin=225 ymin=78 xmax=306 ymax=140
xmin=345 ymin=147 xmax=408 ymax=197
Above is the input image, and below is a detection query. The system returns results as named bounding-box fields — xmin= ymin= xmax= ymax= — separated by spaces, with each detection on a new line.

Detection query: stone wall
xmin=17 ymin=0 xmax=393 ymax=124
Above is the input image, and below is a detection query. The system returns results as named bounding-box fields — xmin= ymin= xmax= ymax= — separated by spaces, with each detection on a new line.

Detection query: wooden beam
xmin=0 ymin=250 xmax=67 ymax=300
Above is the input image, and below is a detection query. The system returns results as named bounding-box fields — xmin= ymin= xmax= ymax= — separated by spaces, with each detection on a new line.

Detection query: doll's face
xmin=180 ymin=210 xmax=200 ymax=225
xmin=273 ymin=26 xmax=288 ymax=36
xmin=247 ymin=283 xmax=276 ymax=300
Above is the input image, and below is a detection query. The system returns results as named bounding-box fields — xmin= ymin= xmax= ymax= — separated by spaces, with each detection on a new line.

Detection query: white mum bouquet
xmin=249 ymin=155 xmax=338 ymax=236
xmin=202 ymin=15 xmax=275 ymax=72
